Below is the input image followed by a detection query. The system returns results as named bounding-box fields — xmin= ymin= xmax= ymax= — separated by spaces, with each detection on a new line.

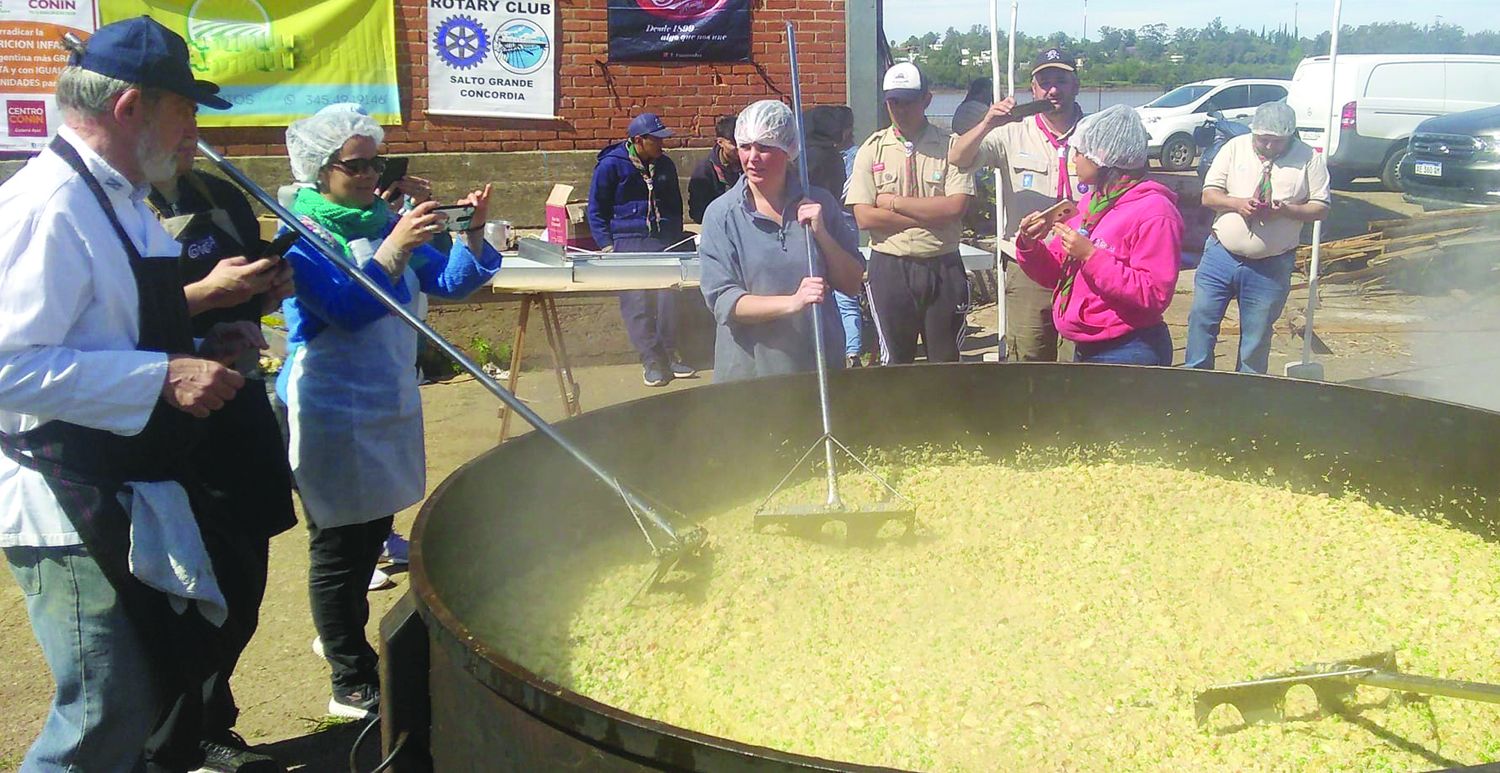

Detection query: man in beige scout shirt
xmin=1185 ymin=101 xmax=1330 ymax=374
xmin=950 ymin=47 xmax=1085 ymax=362
xmin=848 ymin=62 xmax=975 ymax=365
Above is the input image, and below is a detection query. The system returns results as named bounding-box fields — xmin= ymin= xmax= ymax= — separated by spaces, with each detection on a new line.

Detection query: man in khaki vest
xmin=950 ymin=47 xmax=1084 ymax=362
xmin=847 ymin=62 xmax=974 ymax=364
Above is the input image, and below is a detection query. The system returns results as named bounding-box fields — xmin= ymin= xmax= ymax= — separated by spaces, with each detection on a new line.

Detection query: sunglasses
xmin=329 ymin=155 xmax=387 ymax=176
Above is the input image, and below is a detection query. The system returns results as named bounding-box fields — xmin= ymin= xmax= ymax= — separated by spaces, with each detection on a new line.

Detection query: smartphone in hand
xmin=1009 ymin=99 xmax=1052 ymax=120
xmin=431 ymin=204 xmax=477 ymax=232
xmin=1038 ymin=198 xmax=1079 ymax=227
xmin=256 ymin=230 xmax=300 ymax=261
xmin=376 ymin=156 xmax=411 ymax=195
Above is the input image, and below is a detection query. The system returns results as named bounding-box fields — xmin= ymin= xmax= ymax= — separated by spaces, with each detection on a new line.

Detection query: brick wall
xmin=205 ymin=0 xmax=848 ymax=157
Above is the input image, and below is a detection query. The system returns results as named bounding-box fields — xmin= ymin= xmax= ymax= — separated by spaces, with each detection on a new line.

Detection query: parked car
xmin=1399 ymin=104 xmax=1500 ymax=209
xmin=1286 ymin=54 xmax=1500 ymax=191
xmin=1137 ymin=78 xmax=1290 ymax=172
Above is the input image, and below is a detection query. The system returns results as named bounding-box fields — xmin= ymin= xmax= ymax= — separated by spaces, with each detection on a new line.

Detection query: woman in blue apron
xmin=278 ymin=103 xmax=502 ymax=718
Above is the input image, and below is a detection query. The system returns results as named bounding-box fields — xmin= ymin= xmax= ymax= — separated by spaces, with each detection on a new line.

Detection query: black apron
xmin=149 ymin=173 xmax=296 ymax=540
xmin=0 ymin=136 xmax=251 ymax=771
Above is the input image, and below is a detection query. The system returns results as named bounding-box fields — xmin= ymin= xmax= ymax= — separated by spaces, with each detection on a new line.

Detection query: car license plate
xmin=1415 ymin=161 xmax=1443 ymax=177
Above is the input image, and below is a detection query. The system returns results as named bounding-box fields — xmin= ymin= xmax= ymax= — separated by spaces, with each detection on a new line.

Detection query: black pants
xmin=867 ymin=250 xmax=968 ymax=364
xmin=144 ymin=530 xmax=268 ymax=772
xmin=308 ymin=515 xmax=393 ymax=692
xmin=202 ymin=532 xmax=269 ymax=732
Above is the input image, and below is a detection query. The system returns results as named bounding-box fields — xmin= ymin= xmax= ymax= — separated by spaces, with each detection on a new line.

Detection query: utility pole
xmin=1293 ymin=0 xmax=1298 ymax=39
xmin=1082 ymin=0 xmax=1088 ymax=42
xmin=846 ymin=0 xmax=885 ymax=142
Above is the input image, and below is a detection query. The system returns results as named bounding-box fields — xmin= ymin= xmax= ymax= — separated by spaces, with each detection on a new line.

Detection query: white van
xmin=1286 ymin=54 xmax=1500 ymax=190
xmin=1136 ymin=77 xmax=1291 ymax=171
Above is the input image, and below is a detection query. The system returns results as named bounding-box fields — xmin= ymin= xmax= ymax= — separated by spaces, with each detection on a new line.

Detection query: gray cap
xmin=1250 ymin=101 xmax=1297 ymax=137
xmin=1071 ymin=104 xmax=1150 ymax=170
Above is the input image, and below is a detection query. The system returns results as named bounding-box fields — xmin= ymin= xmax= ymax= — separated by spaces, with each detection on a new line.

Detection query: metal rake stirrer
xmin=753 ymin=22 xmax=915 ymax=536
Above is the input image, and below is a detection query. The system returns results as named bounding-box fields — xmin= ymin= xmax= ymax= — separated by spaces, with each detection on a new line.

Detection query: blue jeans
xmin=5 ymin=545 xmax=156 ymax=773
xmin=834 ymin=291 xmax=862 ymax=358
xmin=1185 ymin=236 xmax=1296 ymax=374
xmin=1074 ymin=322 xmax=1173 ymax=365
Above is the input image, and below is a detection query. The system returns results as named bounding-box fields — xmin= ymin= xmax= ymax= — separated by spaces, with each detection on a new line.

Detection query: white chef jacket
xmin=0 ymin=127 xmax=176 ymax=548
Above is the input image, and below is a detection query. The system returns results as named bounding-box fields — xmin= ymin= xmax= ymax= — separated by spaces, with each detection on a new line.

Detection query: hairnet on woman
xmin=276 ymin=102 xmax=502 ymax=719
xmin=1013 ymin=103 xmax=1184 ymax=365
xmin=696 ymin=100 xmax=866 ymax=381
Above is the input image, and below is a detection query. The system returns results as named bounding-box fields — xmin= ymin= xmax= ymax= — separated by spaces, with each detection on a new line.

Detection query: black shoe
xmin=643 ymin=360 xmax=672 ymax=387
xmin=328 ymin=685 xmax=380 ymax=719
xmin=198 ymin=731 xmax=285 ymax=773
xmin=669 ymin=355 xmax=697 ymax=379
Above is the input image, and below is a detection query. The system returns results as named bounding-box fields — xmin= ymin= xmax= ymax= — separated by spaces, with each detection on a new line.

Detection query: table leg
xmin=539 ymin=296 xmax=581 ymax=417
xmin=498 ymin=295 xmax=532 ymax=443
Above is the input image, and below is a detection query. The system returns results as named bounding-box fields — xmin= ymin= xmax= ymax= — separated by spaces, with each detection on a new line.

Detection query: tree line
xmin=894 ymin=20 xmax=1500 ymax=90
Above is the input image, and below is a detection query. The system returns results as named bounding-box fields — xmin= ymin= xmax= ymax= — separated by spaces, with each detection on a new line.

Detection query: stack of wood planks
xmin=1295 ymin=204 xmax=1500 ymax=293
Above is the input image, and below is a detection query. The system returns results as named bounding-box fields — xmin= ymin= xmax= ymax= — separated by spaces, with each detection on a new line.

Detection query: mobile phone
xmin=1039 ymin=198 xmax=1079 ymax=224
xmin=376 ymin=156 xmax=410 ymax=194
xmin=259 ymin=230 xmax=300 ymax=260
xmin=431 ymin=204 xmax=476 ymax=232
xmin=1009 ymin=99 xmax=1051 ymax=120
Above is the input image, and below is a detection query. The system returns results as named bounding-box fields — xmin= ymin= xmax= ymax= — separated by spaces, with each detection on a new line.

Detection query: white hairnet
xmin=1251 ymin=101 xmax=1297 ymax=137
xmin=734 ymin=99 xmax=799 ymax=161
xmin=1071 ymin=104 xmax=1150 ymax=169
xmin=285 ymin=102 xmax=385 ymax=184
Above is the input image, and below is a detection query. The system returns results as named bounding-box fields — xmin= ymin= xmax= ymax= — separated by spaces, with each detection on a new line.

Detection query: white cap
xmin=734 ymin=100 xmax=799 ymax=161
xmin=285 ymin=102 xmax=384 ymax=184
xmin=882 ymin=62 xmax=927 ymax=100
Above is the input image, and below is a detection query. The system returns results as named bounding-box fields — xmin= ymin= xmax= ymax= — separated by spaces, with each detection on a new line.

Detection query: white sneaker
xmin=368 ymin=567 xmax=394 ymax=591
xmin=312 ymin=636 xmax=324 ymax=658
xmin=381 ymin=532 xmax=410 ymax=565
xmin=327 ymin=685 xmax=379 ymax=720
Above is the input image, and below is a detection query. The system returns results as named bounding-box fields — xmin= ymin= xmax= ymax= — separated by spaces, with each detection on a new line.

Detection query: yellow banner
xmin=99 ymin=0 xmax=400 ymax=126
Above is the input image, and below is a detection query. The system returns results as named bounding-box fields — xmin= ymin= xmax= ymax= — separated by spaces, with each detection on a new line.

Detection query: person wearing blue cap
xmin=586 ymin=112 xmax=694 ymax=386
xmin=0 ymin=15 xmax=271 ymax=773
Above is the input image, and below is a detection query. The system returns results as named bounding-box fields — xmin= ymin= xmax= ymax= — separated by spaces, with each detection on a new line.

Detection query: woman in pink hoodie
xmin=1015 ymin=104 xmax=1184 ymax=365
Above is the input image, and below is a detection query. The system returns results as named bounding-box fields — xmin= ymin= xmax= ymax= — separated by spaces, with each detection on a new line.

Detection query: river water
xmin=927 ymin=88 xmax=1164 ymax=129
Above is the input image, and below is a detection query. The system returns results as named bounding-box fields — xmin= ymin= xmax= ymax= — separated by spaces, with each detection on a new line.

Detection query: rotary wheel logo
xmin=492 ymin=19 xmax=550 ymax=75
xmin=436 ymin=14 xmax=489 ymax=70
xmin=633 ymin=0 xmax=727 ymax=22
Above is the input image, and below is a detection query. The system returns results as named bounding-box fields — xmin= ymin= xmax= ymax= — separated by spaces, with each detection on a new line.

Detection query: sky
xmin=883 ymin=0 xmax=1497 ymax=41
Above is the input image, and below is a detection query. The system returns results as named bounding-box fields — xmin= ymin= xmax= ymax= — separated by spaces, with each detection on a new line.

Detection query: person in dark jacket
xmin=688 ymin=114 xmax=741 ymax=224
xmin=803 ymin=105 xmax=866 ymax=367
xmin=586 ymin=113 xmax=693 ymax=386
xmin=148 ymin=156 xmax=297 ymax=773
xmin=803 ymin=106 xmax=851 ymax=200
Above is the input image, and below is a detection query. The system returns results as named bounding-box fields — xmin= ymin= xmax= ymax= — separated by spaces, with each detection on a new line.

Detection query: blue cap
xmin=627 ymin=113 xmax=673 ymax=139
xmin=70 ymin=16 xmax=231 ymax=110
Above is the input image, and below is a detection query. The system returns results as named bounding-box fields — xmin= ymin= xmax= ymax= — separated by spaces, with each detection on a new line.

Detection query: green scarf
xmin=1252 ymin=139 xmax=1295 ymax=205
xmin=291 ymin=187 xmax=395 ymax=254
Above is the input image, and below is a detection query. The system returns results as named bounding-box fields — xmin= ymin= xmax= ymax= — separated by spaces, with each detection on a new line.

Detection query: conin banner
xmin=607 ymin=0 xmax=750 ymax=63
xmin=427 ymin=0 xmax=556 ymax=120
xmin=0 ymin=0 xmax=95 ymax=151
